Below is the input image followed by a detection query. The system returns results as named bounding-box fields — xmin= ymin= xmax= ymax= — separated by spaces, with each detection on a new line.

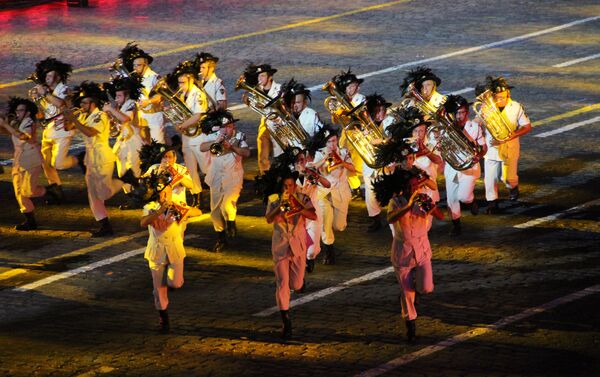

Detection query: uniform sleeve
xmin=54 ymin=84 xmax=69 ymax=100
xmin=89 ymin=112 xmax=110 ymax=133
xmin=215 ymin=79 xmax=227 ymax=102
xmin=237 ymin=132 xmax=249 ymax=148
xmin=516 ymin=104 xmax=531 ymax=128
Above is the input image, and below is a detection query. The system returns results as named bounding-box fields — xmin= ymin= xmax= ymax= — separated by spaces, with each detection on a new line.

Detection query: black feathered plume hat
xmin=104 ymin=73 xmax=144 ymax=101
xmin=255 ymin=64 xmax=278 ymax=76
xmin=255 ymin=148 xmax=300 ymax=204
xmin=373 ymin=107 xmax=426 ymax=167
xmin=119 ymin=42 xmax=154 ymax=72
xmin=305 ymin=122 xmax=339 ymax=156
xmin=332 ymin=68 xmax=363 ymax=91
xmin=282 ymin=78 xmax=311 ymax=107
xmin=8 ymin=97 xmax=37 ymax=118
xmin=240 ymin=63 xmax=260 ymax=87
xmin=139 ymin=140 xmax=176 ymax=174
xmin=200 ymin=109 xmax=239 ymax=134
xmin=72 ymin=81 xmax=108 ymax=107
xmin=484 ymin=76 xmax=513 ymax=93
xmin=34 ymin=57 xmax=73 ymax=83
xmin=194 ymin=52 xmax=219 ymax=66
xmin=372 ymin=166 xmax=429 ymax=206
xmin=442 ymin=94 xmax=472 ymax=114
xmin=365 ymin=93 xmax=392 ymax=117
xmin=400 ymin=66 xmax=441 ymax=94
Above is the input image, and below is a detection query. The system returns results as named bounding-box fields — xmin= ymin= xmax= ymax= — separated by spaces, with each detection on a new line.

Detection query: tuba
xmin=472 ymin=89 xmax=514 ymax=142
xmin=150 ymin=77 xmax=201 ymax=137
xmin=235 ymin=74 xmax=310 ymax=150
xmin=322 ymin=80 xmax=385 ymax=168
xmin=401 ymin=82 xmax=480 ymax=171
xmin=109 ymin=58 xmax=130 ymax=80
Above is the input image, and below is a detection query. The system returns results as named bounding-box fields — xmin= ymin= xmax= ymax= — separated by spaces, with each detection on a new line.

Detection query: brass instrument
xmin=61 ymin=107 xmax=83 ymax=131
xmin=322 ymin=80 xmax=384 ymax=168
xmin=401 ymin=82 xmax=480 ymax=171
xmin=304 ymin=167 xmax=321 ymax=185
xmin=166 ymin=202 xmax=190 ymax=224
xmin=109 ymin=58 xmax=130 ymax=80
xmin=325 ymin=150 xmax=345 ymax=172
xmin=27 ymin=72 xmax=61 ymax=128
xmin=209 ymin=132 xmax=244 ymax=156
xmin=235 ymin=74 xmax=310 ymax=150
xmin=150 ymin=77 xmax=201 ymax=137
xmin=279 ymin=193 xmax=305 ymax=218
xmin=472 ymin=89 xmax=514 ymax=142
xmin=105 ymin=90 xmax=122 ymax=138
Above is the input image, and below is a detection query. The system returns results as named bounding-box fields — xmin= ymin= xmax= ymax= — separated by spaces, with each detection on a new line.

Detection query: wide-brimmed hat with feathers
xmin=127 ymin=169 xmax=174 ymax=207
xmin=172 ymin=60 xmax=198 ymax=78
xmin=399 ymin=66 xmax=441 ymax=94
xmin=200 ymin=109 xmax=239 ymax=134
xmin=139 ymin=140 xmax=176 ymax=174
xmin=255 ymin=64 xmax=278 ymax=76
xmin=8 ymin=97 xmax=38 ymax=118
xmin=240 ymin=63 xmax=260 ymax=87
xmin=371 ymin=166 xmax=429 ymax=206
xmin=484 ymin=76 xmax=513 ymax=93
xmin=103 ymin=73 xmax=144 ymax=101
xmin=282 ymin=78 xmax=311 ymax=107
xmin=72 ymin=81 xmax=108 ymax=107
xmin=34 ymin=57 xmax=72 ymax=83
xmin=332 ymin=68 xmax=364 ymax=91
xmin=305 ymin=122 xmax=339 ymax=156
xmin=374 ymin=107 xmax=426 ymax=167
xmin=119 ymin=42 xmax=154 ymax=72
xmin=365 ymin=93 xmax=392 ymax=116
xmin=255 ymin=148 xmax=300 ymax=204
xmin=194 ymin=52 xmax=219 ymax=66
xmin=442 ymin=94 xmax=472 ymax=114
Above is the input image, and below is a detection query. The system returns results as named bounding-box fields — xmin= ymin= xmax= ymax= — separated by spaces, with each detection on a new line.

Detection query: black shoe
xmin=212 ymin=231 xmax=227 ymax=253
xmin=486 ymin=200 xmax=500 ymax=214
xmin=406 ymin=319 xmax=416 ymax=343
xmin=322 ymin=244 xmax=336 ymax=265
xmin=45 ymin=183 xmax=64 ymax=205
xmin=190 ymin=192 xmax=202 ymax=208
xmin=76 ymin=151 xmax=86 ymax=174
xmin=158 ymin=309 xmax=170 ymax=333
xmin=226 ymin=220 xmax=237 ymax=238
xmin=306 ymin=259 xmax=315 ymax=273
xmin=351 ymin=188 xmax=363 ymax=201
xmin=449 ymin=218 xmax=461 ymax=236
xmin=470 ymin=200 xmax=479 ymax=215
xmin=280 ymin=310 xmax=292 ymax=340
xmin=15 ymin=212 xmax=37 ymax=231
xmin=120 ymin=169 xmax=139 ymax=187
xmin=367 ymin=215 xmax=382 ymax=232
xmin=509 ymin=186 xmax=519 ymax=201
xmin=91 ymin=218 xmax=113 ymax=237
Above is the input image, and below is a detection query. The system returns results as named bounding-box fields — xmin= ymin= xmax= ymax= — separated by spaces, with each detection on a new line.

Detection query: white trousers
xmin=85 ymin=162 xmax=123 ymax=221
xmin=182 ymin=146 xmax=207 ymax=194
xmin=149 ymin=259 xmax=184 ymax=310
xmin=445 ymin=165 xmax=479 ymax=220
xmin=274 ymin=253 xmax=305 ymax=310
xmin=484 ymin=158 xmax=518 ymax=201
xmin=41 ymin=136 xmax=77 ymax=185
xmin=210 ymin=179 xmax=242 ymax=232
xmin=12 ymin=166 xmax=45 ymax=213
xmin=319 ymin=193 xmax=349 ymax=245
xmin=394 ymin=259 xmax=434 ymax=321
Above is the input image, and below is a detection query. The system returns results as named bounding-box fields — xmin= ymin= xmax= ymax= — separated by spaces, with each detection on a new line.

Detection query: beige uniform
xmin=181 ymin=85 xmax=209 ymax=194
xmin=139 ymin=68 xmax=165 ymax=143
xmin=79 ymin=108 xmax=122 ymax=220
xmin=297 ymin=176 xmax=321 ymax=260
xmin=11 ymin=117 xmax=45 ymax=213
xmin=40 ymin=82 xmax=78 ymax=184
xmin=257 ymin=81 xmax=282 ymax=173
xmin=112 ymin=99 xmax=143 ymax=192
xmin=201 ymin=73 xmax=227 ymax=110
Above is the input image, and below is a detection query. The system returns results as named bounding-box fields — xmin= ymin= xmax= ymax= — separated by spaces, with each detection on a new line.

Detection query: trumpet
xmin=279 ymin=193 xmax=304 ymax=218
xmin=166 ymin=202 xmax=190 ymax=224
xmin=472 ymin=89 xmax=514 ymax=142
xmin=209 ymin=132 xmax=244 ymax=156
xmin=325 ymin=149 xmax=344 ymax=172
xmin=304 ymin=167 xmax=321 ymax=185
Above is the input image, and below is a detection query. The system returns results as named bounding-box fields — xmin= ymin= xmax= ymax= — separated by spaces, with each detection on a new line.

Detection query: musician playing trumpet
xmin=479 ymin=77 xmax=531 ymax=212
xmin=200 ymin=111 xmax=250 ymax=253
xmin=0 ymin=98 xmax=45 ymax=231
xmin=311 ymin=127 xmax=355 ymax=265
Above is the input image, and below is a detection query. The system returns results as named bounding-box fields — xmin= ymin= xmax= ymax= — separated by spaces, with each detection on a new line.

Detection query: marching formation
xmin=0 ymin=42 xmax=531 ymax=340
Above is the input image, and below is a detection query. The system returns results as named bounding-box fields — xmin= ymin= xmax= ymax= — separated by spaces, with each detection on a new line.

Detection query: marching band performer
xmin=31 ymin=57 xmax=78 ymax=204
xmin=282 ymin=79 xmax=323 ymax=137
xmin=311 ymin=126 xmax=355 ymax=265
xmin=400 ymin=66 xmax=446 ymax=115
xmin=199 ymin=111 xmax=250 ymax=253
xmin=251 ymin=64 xmax=281 ymax=174
xmin=442 ymin=95 xmax=487 ymax=235
xmin=328 ymin=69 xmax=366 ymax=199
xmin=170 ymin=60 xmax=209 ymax=208
xmin=194 ymin=52 xmax=227 ymax=111
xmin=479 ymin=77 xmax=532 ymax=213
xmin=63 ymin=82 xmax=138 ymax=237
xmin=260 ymin=164 xmax=317 ymax=339
xmin=0 ymin=98 xmax=45 ymax=230
xmin=119 ymin=43 xmax=165 ymax=143
xmin=103 ymin=74 xmax=146 ymax=201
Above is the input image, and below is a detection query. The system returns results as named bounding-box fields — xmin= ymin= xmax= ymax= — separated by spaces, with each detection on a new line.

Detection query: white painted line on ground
xmin=534 ymin=116 xmax=600 ymax=138
xmin=304 ymin=16 xmax=600 ymax=91
xmin=513 ymin=198 xmax=600 ymax=229
xmin=357 ymin=284 xmax=600 ymax=377
xmin=12 ymin=217 xmax=208 ymax=293
xmin=252 ymin=266 xmax=394 ymax=317
xmin=553 ymin=52 xmax=600 ymax=67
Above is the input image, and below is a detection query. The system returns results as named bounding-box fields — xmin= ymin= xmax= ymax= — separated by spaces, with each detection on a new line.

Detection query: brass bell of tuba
xmin=472 ymin=89 xmax=514 ymax=142
xmin=235 ymin=73 xmax=310 ymax=150
xmin=109 ymin=58 xmax=131 ymax=80
xmin=150 ymin=77 xmax=201 ymax=137
xmin=322 ymin=80 xmax=384 ymax=169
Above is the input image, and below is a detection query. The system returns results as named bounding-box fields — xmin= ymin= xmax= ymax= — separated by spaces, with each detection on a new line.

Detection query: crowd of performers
xmin=0 ymin=42 xmax=532 ymax=340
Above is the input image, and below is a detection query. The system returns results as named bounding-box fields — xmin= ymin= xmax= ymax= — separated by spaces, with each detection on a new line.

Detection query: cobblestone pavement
xmin=0 ymin=1 xmax=599 ymax=376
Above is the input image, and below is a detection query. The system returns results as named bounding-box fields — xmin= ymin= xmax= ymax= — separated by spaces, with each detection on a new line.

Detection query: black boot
xmin=306 ymin=259 xmax=315 ymax=273
xmin=226 ymin=220 xmax=237 ymax=238
xmin=367 ymin=215 xmax=382 ymax=232
xmin=509 ymin=186 xmax=519 ymax=201
xmin=190 ymin=192 xmax=202 ymax=208
xmin=405 ymin=319 xmax=416 ymax=343
xmin=322 ymin=244 xmax=336 ymax=265
xmin=91 ymin=217 xmax=113 ymax=237
xmin=486 ymin=200 xmax=500 ymax=214
xmin=119 ymin=169 xmax=139 ymax=187
xmin=16 ymin=212 xmax=37 ymax=231
xmin=213 ymin=231 xmax=227 ymax=253
xmin=449 ymin=218 xmax=461 ymax=236
xmin=351 ymin=188 xmax=363 ymax=201
xmin=469 ymin=200 xmax=479 ymax=215
xmin=158 ymin=309 xmax=170 ymax=333
xmin=280 ymin=310 xmax=292 ymax=339
xmin=45 ymin=183 xmax=65 ymax=205
xmin=76 ymin=151 xmax=86 ymax=174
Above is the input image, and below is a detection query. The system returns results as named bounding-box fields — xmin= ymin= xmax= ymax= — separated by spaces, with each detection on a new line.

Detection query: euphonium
xmin=472 ymin=89 xmax=514 ymax=142
xmin=27 ymin=72 xmax=59 ymax=128
xmin=400 ymin=82 xmax=443 ymax=119
xmin=322 ymin=80 xmax=384 ymax=168
xmin=235 ymin=74 xmax=310 ymax=150
xmin=150 ymin=78 xmax=201 ymax=137
xmin=109 ymin=58 xmax=130 ymax=80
